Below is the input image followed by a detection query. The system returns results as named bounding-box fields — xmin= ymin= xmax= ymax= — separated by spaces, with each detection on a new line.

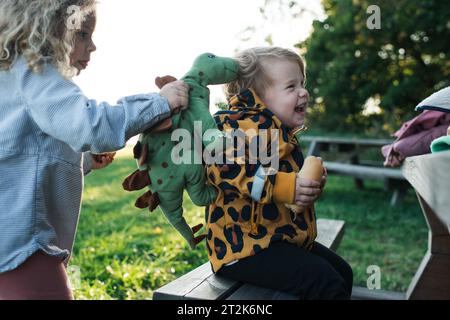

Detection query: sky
xmin=74 ymin=0 xmax=324 ymax=113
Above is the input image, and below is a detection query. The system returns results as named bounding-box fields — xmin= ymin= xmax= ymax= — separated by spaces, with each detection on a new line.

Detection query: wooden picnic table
xmin=300 ymin=136 xmax=410 ymax=205
xmin=402 ymin=151 xmax=450 ymax=299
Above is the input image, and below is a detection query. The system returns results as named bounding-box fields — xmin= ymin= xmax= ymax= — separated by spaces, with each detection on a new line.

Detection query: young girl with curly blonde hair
xmin=0 ymin=0 xmax=189 ymax=299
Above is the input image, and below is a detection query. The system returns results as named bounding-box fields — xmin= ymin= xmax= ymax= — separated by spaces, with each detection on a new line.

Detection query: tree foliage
xmin=271 ymin=0 xmax=450 ymax=136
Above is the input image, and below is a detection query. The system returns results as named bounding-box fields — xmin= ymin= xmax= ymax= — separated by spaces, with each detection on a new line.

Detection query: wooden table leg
xmin=350 ymin=154 xmax=364 ymax=189
xmin=406 ymin=193 xmax=450 ymax=299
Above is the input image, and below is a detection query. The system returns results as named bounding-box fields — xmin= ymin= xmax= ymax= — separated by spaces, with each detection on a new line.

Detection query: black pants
xmin=218 ymin=241 xmax=353 ymax=300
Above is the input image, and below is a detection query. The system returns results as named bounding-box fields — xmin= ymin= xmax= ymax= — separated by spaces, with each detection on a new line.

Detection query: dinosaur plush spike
xmin=123 ymin=53 xmax=239 ymax=249
xmin=122 ymin=169 xmax=151 ymax=191
xmin=133 ymin=141 xmax=142 ymax=159
xmin=147 ymin=192 xmax=160 ymax=212
xmin=137 ymin=144 xmax=148 ymax=167
xmin=135 ymin=190 xmax=153 ymax=209
xmin=155 ymin=76 xmax=178 ymax=94
xmin=134 ymin=191 xmax=160 ymax=211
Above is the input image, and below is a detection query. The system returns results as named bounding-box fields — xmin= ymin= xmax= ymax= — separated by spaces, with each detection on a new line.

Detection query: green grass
xmin=315 ymin=177 xmax=426 ymax=292
xmin=71 ymin=147 xmax=427 ymax=299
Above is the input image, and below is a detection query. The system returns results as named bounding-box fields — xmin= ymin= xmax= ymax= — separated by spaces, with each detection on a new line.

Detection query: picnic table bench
xmin=301 ymin=136 xmax=410 ymax=206
xmin=153 ymin=218 xmax=405 ymax=300
xmin=153 ymin=218 xmax=345 ymax=300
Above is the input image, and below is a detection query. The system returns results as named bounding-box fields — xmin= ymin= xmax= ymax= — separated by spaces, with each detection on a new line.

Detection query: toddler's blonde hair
xmin=0 ymin=0 xmax=96 ymax=78
xmin=225 ymin=47 xmax=306 ymax=99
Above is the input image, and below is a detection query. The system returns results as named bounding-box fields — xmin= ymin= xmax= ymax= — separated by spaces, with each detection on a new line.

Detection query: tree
xmin=299 ymin=0 xmax=450 ymax=136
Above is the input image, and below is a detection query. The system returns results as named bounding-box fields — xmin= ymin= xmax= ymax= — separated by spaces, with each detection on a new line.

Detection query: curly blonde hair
xmin=224 ymin=47 xmax=306 ymax=99
xmin=0 ymin=0 xmax=96 ymax=78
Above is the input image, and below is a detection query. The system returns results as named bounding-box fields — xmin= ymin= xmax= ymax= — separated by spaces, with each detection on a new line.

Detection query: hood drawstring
xmin=290 ymin=125 xmax=308 ymax=145
xmin=250 ymin=201 xmax=258 ymax=235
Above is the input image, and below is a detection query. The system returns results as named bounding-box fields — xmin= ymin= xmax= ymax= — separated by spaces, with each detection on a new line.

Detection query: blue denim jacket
xmin=0 ymin=57 xmax=170 ymax=272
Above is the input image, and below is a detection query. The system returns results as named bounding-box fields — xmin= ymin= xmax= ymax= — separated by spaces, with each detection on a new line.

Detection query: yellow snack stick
xmin=286 ymin=156 xmax=324 ymax=214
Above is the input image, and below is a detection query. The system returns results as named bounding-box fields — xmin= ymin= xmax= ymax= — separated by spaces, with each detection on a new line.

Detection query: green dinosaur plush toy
xmin=122 ymin=53 xmax=239 ymax=248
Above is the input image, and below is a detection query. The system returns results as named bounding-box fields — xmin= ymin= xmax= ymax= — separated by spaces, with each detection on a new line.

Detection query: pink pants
xmin=0 ymin=251 xmax=73 ymax=300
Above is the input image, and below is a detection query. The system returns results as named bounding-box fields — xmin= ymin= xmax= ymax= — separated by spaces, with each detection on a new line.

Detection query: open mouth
xmin=295 ymin=103 xmax=307 ymax=113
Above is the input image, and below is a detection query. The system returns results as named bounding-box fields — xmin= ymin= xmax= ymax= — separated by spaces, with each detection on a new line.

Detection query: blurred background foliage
xmin=257 ymin=0 xmax=450 ymax=136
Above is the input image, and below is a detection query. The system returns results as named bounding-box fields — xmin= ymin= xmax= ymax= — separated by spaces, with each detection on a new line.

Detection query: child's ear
xmin=155 ymin=75 xmax=178 ymax=89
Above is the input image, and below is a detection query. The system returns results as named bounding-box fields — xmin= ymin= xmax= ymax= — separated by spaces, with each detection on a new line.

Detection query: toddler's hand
xmin=91 ymin=152 xmax=116 ymax=170
xmin=159 ymin=80 xmax=189 ymax=113
xmin=294 ymin=176 xmax=322 ymax=208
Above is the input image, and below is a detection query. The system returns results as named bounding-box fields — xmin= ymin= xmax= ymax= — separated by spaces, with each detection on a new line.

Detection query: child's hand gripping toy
xmin=122 ymin=53 xmax=239 ymax=249
xmin=286 ymin=156 xmax=324 ymax=214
